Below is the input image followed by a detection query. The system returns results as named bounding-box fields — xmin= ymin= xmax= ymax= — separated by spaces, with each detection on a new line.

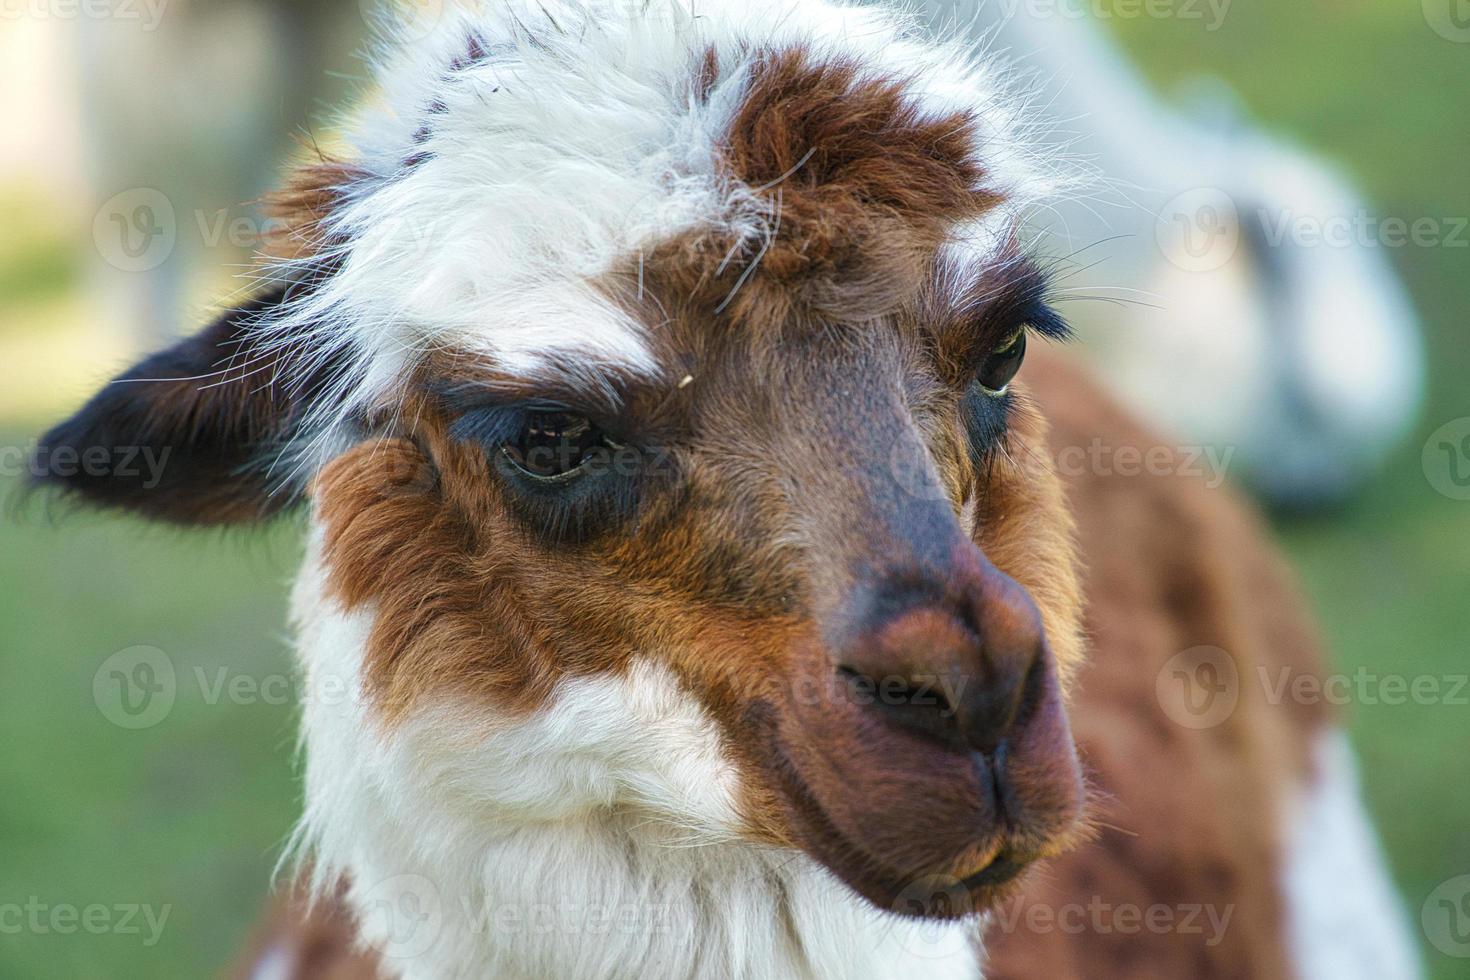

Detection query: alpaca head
xmin=37 ymin=0 xmax=1088 ymax=927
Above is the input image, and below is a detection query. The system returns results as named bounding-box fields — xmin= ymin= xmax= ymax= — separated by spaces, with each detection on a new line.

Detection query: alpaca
xmin=35 ymin=2 xmax=1419 ymax=978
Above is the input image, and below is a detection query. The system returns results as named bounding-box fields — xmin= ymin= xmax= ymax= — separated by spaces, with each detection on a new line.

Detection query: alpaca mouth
xmin=761 ymin=646 xmax=1086 ymax=920
xmin=787 ymin=792 xmax=1052 ymax=920
xmin=764 ymin=730 xmax=1081 ymax=920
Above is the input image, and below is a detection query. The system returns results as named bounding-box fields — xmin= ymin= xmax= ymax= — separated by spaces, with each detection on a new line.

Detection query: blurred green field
xmin=1 ymin=2 xmax=1467 ymax=978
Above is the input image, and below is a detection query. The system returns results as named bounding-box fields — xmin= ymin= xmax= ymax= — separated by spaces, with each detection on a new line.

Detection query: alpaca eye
xmin=977 ymin=330 xmax=1026 ymax=395
xmin=502 ymin=411 xmax=609 ymax=480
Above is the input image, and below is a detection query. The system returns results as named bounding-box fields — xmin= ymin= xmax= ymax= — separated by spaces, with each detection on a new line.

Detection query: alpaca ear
xmin=32 ymin=285 xmax=333 ymax=525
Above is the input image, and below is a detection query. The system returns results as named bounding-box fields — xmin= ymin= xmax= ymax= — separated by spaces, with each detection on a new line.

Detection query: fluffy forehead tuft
xmin=253 ymin=0 xmax=1076 ymax=465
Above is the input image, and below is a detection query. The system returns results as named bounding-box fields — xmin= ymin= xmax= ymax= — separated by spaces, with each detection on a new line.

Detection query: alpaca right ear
xmin=32 ymin=285 xmax=336 ymax=525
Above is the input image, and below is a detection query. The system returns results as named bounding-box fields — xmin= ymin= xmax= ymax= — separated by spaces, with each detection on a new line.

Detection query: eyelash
xmin=959 ymin=315 xmax=1053 ymax=457
xmin=450 ymin=403 xmax=652 ymax=544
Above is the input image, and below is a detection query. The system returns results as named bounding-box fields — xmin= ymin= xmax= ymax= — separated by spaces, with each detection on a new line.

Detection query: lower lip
xmin=960 ymin=852 xmax=1028 ymax=890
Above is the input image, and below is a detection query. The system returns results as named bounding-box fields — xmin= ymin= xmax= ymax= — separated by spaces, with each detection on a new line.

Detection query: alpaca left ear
xmin=32 ymin=285 xmax=332 ymax=525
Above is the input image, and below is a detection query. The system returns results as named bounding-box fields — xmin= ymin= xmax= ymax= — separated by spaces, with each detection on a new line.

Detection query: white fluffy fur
xmin=1282 ymin=731 xmax=1422 ymax=980
xmin=252 ymin=0 xmax=1071 ymax=477
xmin=289 ymin=524 xmax=981 ymax=979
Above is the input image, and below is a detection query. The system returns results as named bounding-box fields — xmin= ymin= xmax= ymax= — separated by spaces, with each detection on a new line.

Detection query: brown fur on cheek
xmin=311 ymin=435 xmax=578 ymax=723
xmin=306 ymin=421 xmax=809 ymax=850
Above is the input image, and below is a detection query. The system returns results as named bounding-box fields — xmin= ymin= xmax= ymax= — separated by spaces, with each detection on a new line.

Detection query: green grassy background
xmin=1 ymin=2 xmax=1467 ymax=977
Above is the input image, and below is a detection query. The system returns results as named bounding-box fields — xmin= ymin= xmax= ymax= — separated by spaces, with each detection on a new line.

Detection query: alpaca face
xmin=303 ymin=247 xmax=1087 ymax=916
xmin=37 ymin=0 xmax=1088 ymax=930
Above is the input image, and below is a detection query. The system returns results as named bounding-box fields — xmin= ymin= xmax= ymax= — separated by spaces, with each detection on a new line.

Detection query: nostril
xmin=954 ymin=644 xmax=1045 ymax=755
xmin=835 ymin=634 xmax=1046 ymax=755
xmin=835 ymin=664 xmax=964 ymax=745
xmin=834 ymin=559 xmax=1050 ymax=754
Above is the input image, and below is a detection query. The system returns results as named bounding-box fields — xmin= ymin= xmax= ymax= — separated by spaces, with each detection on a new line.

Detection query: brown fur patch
xmin=260 ymin=154 xmax=369 ymax=262
xmin=667 ymin=45 xmax=1001 ymax=324
xmin=228 ymin=880 xmax=381 ymax=980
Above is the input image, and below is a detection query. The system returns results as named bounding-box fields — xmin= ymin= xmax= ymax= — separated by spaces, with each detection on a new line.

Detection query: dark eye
xmin=502 ymin=411 xmax=613 ymax=481
xmin=977 ymin=329 xmax=1026 ymax=394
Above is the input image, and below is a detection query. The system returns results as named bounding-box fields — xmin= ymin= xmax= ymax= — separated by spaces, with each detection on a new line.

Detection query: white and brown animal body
xmin=36 ymin=2 xmax=1420 ymax=978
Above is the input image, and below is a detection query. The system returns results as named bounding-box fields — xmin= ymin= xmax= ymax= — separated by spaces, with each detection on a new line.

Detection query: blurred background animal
xmin=916 ymin=0 xmax=1424 ymax=508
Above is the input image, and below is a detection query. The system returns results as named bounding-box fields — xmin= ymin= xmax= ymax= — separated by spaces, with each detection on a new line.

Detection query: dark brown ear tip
xmin=24 ymin=283 xmax=322 ymax=527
